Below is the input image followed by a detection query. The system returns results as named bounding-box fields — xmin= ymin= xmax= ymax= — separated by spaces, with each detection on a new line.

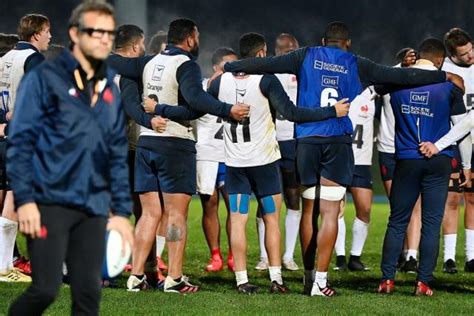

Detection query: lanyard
xmin=73 ymin=69 xmax=101 ymax=107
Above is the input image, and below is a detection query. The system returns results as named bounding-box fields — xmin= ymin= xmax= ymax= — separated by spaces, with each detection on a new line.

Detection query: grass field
xmin=1 ymin=199 xmax=474 ymax=315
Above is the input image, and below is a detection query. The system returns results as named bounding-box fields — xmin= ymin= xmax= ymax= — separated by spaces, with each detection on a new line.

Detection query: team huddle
xmin=0 ymin=0 xmax=474 ymax=314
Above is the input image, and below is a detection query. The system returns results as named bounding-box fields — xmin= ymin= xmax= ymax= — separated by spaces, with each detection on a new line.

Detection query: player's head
xmin=444 ymin=28 xmax=473 ymax=66
xmin=239 ymin=33 xmax=267 ymax=59
xmin=42 ymin=44 xmax=65 ymax=60
xmin=395 ymin=47 xmax=414 ymax=64
xmin=147 ymin=30 xmax=167 ymax=54
xmin=168 ymin=18 xmax=199 ymax=57
xmin=68 ymin=1 xmax=116 ymax=61
xmin=418 ymin=38 xmax=446 ymax=69
xmin=211 ymin=47 xmax=237 ymax=72
xmin=18 ymin=14 xmax=51 ymax=52
xmin=275 ymin=33 xmax=299 ymax=56
xmin=0 ymin=33 xmax=19 ymax=57
xmin=322 ymin=21 xmax=351 ymax=51
xmin=115 ymin=24 xmax=145 ymax=57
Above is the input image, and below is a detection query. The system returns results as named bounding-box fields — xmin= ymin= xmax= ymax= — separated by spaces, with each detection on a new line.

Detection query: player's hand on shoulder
xmin=207 ymin=70 xmax=223 ymax=89
xmin=230 ymin=102 xmax=250 ymax=121
xmin=17 ymin=202 xmax=42 ymax=239
xmin=151 ymin=116 xmax=168 ymax=133
xmin=107 ymin=215 xmax=134 ymax=254
xmin=6 ymin=111 xmax=13 ymax=121
xmin=461 ymin=169 xmax=472 ymax=188
xmin=419 ymin=141 xmax=439 ymax=158
xmin=446 ymin=72 xmax=465 ymax=93
xmin=0 ymin=123 xmax=6 ymax=137
xmin=334 ymin=98 xmax=350 ymax=117
xmin=143 ymin=97 xmax=158 ymax=113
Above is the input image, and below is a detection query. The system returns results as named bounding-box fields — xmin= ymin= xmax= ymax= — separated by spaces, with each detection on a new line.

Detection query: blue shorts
xmin=134 ymin=147 xmax=196 ymax=194
xmin=278 ymin=140 xmax=296 ymax=171
xmin=296 ymin=142 xmax=354 ymax=187
xmin=350 ymin=165 xmax=373 ymax=189
xmin=226 ymin=161 xmax=281 ymax=197
xmin=378 ymin=151 xmax=396 ymax=182
xmin=0 ymin=139 xmax=8 ymax=190
xmin=216 ymin=162 xmax=226 ymax=188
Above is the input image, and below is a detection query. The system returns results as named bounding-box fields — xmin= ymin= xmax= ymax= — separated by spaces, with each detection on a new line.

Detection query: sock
xmin=466 ymin=229 xmax=474 ymax=261
xmin=211 ymin=248 xmax=223 ymax=260
xmin=314 ymin=271 xmax=328 ymax=288
xmin=133 ymin=274 xmax=145 ymax=280
xmin=268 ymin=266 xmax=283 ymax=285
xmin=164 ymin=276 xmax=179 ymax=288
xmin=443 ymin=234 xmax=457 ymax=262
xmin=0 ymin=217 xmax=18 ymax=273
xmin=256 ymin=217 xmax=268 ymax=260
xmin=350 ymin=217 xmax=369 ymax=256
xmin=235 ymin=270 xmax=248 ymax=286
xmin=304 ymin=269 xmax=315 ymax=285
xmin=406 ymin=249 xmax=417 ymax=261
xmin=283 ymin=209 xmax=301 ymax=262
xmin=156 ymin=235 xmax=166 ymax=258
xmin=334 ymin=217 xmax=346 ymax=257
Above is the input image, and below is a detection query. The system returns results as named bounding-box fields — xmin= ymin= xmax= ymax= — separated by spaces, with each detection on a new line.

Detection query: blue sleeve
xmin=154 ymin=103 xmax=204 ymax=120
xmin=119 ymin=77 xmax=153 ymax=129
xmin=357 ymin=56 xmax=447 ymax=89
xmin=107 ymin=54 xmax=154 ymax=79
xmin=107 ymin=88 xmax=132 ymax=218
xmin=223 ymin=48 xmax=307 ymax=75
xmin=207 ymin=75 xmax=221 ymax=98
xmin=6 ymin=70 xmax=48 ymax=207
xmin=177 ymin=61 xmax=232 ymax=118
xmin=260 ymin=75 xmax=336 ymax=122
xmin=450 ymin=85 xmax=467 ymax=116
xmin=24 ymin=52 xmax=45 ymax=73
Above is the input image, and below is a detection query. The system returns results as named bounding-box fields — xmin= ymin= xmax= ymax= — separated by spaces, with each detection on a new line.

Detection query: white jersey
xmin=0 ymin=44 xmax=36 ymax=113
xmin=275 ymin=73 xmax=297 ymax=141
xmin=218 ymin=73 xmax=280 ymax=167
xmin=349 ymin=87 xmax=376 ymax=165
xmin=195 ymin=78 xmax=225 ymax=162
xmin=114 ymin=74 xmax=140 ymax=151
xmin=442 ymin=57 xmax=474 ymax=144
xmin=141 ymin=52 xmax=194 ymax=141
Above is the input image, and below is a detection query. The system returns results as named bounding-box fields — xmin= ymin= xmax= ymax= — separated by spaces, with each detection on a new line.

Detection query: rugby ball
xmin=102 ymin=229 xmax=132 ymax=279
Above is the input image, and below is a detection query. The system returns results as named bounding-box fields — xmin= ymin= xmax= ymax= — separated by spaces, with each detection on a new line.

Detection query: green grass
xmin=2 ymin=200 xmax=474 ymax=315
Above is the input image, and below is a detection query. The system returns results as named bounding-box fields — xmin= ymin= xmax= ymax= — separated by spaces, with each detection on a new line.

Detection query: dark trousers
xmin=9 ymin=204 xmax=107 ymax=316
xmin=381 ymin=156 xmax=451 ymax=284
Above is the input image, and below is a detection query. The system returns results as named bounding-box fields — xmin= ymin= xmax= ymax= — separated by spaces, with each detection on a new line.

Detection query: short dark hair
xmin=395 ymin=47 xmax=413 ymax=64
xmin=168 ymin=18 xmax=197 ymax=45
xmin=323 ymin=21 xmax=349 ymax=41
xmin=69 ymin=0 xmax=115 ymax=28
xmin=115 ymin=24 xmax=144 ymax=50
xmin=239 ymin=33 xmax=266 ymax=58
xmin=418 ymin=38 xmax=446 ymax=58
xmin=17 ymin=14 xmax=50 ymax=41
xmin=0 ymin=33 xmax=19 ymax=57
xmin=444 ymin=28 xmax=472 ymax=57
xmin=211 ymin=47 xmax=237 ymax=66
xmin=147 ymin=30 xmax=167 ymax=54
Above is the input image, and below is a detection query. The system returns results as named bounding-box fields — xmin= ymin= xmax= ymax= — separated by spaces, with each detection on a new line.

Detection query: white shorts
xmin=196 ymin=160 xmax=225 ymax=195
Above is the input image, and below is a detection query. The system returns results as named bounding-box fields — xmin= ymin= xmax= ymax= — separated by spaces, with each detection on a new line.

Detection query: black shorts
xmin=278 ymin=140 xmax=298 ymax=188
xmin=0 ymin=139 xmax=8 ymax=190
xmin=350 ymin=165 xmax=373 ymax=189
xmin=378 ymin=151 xmax=396 ymax=182
xmin=226 ymin=161 xmax=281 ymax=198
xmin=128 ymin=150 xmax=136 ymax=193
xmin=296 ymin=142 xmax=354 ymax=187
xmin=134 ymin=147 xmax=196 ymax=194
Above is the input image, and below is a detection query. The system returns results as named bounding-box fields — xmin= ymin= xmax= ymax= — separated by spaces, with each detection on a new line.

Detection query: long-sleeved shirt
xmin=7 ymin=50 xmax=131 ymax=218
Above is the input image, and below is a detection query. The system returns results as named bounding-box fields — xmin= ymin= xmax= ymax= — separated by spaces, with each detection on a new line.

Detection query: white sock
xmin=334 ymin=217 xmax=346 ymax=256
xmin=443 ymin=234 xmax=457 ymax=262
xmin=268 ymin=266 xmax=283 ymax=285
xmin=314 ymin=271 xmax=328 ymax=288
xmin=156 ymin=235 xmax=166 ymax=258
xmin=0 ymin=217 xmax=18 ymax=273
xmin=466 ymin=229 xmax=474 ymax=261
xmin=235 ymin=270 xmax=248 ymax=286
xmin=406 ymin=249 xmax=417 ymax=261
xmin=256 ymin=217 xmax=268 ymax=259
xmin=350 ymin=217 xmax=369 ymax=256
xmin=283 ymin=209 xmax=301 ymax=261
xmin=304 ymin=269 xmax=315 ymax=285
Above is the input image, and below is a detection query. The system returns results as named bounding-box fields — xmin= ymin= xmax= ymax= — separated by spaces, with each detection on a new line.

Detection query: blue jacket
xmin=7 ymin=50 xmax=132 ymax=218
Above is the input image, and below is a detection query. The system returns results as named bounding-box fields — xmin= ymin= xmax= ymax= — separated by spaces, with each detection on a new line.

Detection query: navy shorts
xmin=0 ymin=139 xmax=8 ymax=190
xmin=278 ymin=140 xmax=296 ymax=171
xmin=226 ymin=161 xmax=281 ymax=197
xmin=134 ymin=147 xmax=196 ymax=194
xmin=378 ymin=151 xmax=396 ymax=182
xmin=296 ymin=142 xmax=354 ymax=187
xmin=350 ymin=165 xmax=373 ymax=189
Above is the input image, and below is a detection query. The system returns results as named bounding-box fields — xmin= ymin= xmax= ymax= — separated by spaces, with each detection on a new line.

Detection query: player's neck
xmin=72 ymin=46 xmax=99 ymax=80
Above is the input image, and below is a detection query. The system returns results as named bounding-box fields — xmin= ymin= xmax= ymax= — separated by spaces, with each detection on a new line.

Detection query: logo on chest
xmin=410 ymin=91 xmax=430 ymax=105
xmin=152 ymin=65 xmax=165 ymax=81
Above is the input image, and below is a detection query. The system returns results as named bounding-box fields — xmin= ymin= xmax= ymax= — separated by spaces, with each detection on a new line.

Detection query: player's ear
xmin=346 ymin=39 xmax=352 ymax=50
xmin=322 ymin=37 xmax=327 ymax=46
xmin=69 ymin=27 xmax=79 ymax=45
